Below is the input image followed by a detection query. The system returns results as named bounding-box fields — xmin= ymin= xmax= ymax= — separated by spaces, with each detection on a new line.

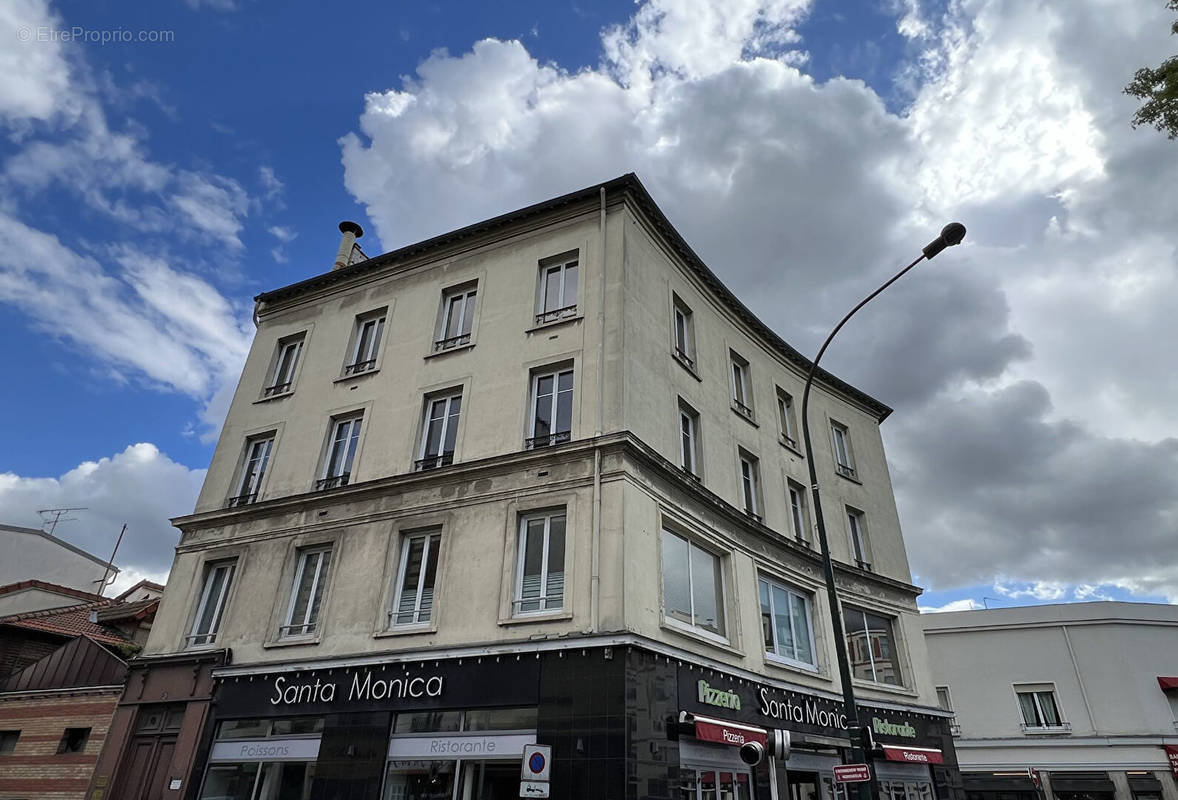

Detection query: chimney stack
xmin=333 ymin=221 xmax=364 ymax=270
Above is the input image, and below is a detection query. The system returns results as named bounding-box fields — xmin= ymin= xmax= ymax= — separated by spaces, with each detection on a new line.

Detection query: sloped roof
xmin=93 ymin=597 xmax=159 ymax=624
xmin=0 ymin=579 xmax=106 ymax=604
xmin=0 ymin=635 xmax=126 ymax=693
xmin=114 ymin=579 xmax=164 ymax=602
xmin=0 ymin=523 xmax=119 ymax=571
xmin=0 ymin=601 xmax=129 ymax=645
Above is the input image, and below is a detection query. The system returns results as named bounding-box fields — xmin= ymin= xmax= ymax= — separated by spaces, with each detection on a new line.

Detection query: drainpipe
xmin=591 ymin=186 xmax=606 ymax=633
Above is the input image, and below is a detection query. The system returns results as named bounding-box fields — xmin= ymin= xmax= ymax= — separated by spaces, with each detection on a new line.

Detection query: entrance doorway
xmin=788 ymin=771 xmax=821 ymax=800
xmin=458 ymin=761 xmax=519 ymax=800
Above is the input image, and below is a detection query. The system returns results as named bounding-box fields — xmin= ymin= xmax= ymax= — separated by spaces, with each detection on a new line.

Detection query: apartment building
xmin=89 ymin=174 xmax=956 ymax=800
xmin=923 ymin=603 xmax=1178 ymax=800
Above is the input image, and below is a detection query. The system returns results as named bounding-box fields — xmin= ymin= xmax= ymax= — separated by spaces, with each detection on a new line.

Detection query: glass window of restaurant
xmin=383 ymin=707 xmax=538 ymax=800
xmin=199 ymin=717 xmax=324 ymax=800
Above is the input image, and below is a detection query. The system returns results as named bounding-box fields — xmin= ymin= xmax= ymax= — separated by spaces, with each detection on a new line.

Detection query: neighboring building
xmin=0 ymin=584 xmax=159 ymax=800
xmin=92 ymin=174 xmax=956 ymax=800
xmin=0 ymin=523 xmax=118 ymax=599
xmin=922 ymin=602 xmax=1178 ymax=800
xmin=0 ymin=579 xmax=107 ymax=617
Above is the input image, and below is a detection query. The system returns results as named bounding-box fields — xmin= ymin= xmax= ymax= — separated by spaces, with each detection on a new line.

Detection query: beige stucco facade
xmin=147 ymin=176 xmax=941 ymax=718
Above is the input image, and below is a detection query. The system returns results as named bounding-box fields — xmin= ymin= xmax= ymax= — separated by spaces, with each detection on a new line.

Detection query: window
xmin=831 ymin=421 xmax=856 ymax=479
xmin=228 ymin=434 xmax=274 ymax=507
xmin=679 ymin=401 xmax=700 ymax=478
xmin=417 ymin=392 xmax=461 ymax=470
xmin=776 ymin=390 xmax=798 ymax=449
xmin=536 ymin=254 xmax=578 ymax=324
xmin=318 ymin=414 xmax=362 ymax=490
xmin=264 ymin=334 xmax=304 ymax=397
xmin=847 ymin=508 xmax=870 ymax=570
xmin=936 ymin=686 xmax=953 ymax=712
xmin=759 ymin=577 xmax=816 ymax=668
xmin=661 ymin=529 xmax=725 ymax=638
xmin=730 ymin=351 xmax=753 ymax=419
xmin=527 ymin=367 xmax=573 ymax=448
xmin=787 ymin=481 xmax=809 ymax=544
xmin=844 ymin=607 xmax=902 ymax=685
xmin=1016 ymin=686 xmax=1067 ymax=731
xmin=672 ymin=295 xmax=696 ymax=370
xmin=514 ymin=511 xmax=566 ymax=614
xmin=739 ymin=451 xmax=761 ymax=519
xmin=280 ymin=545 xmax=333 ymax=638
xmin=187 ymin=559 xmax=236 ymax=647
xmin=344 ymin=311 xmax=386 ymax=375
xmin=0 ymin=730 xmax=18 ymax=755
xmin=436 ymin=285 xmax=477 ymax=351
xmin=57 ymin=727 xmax=90 ymax=754
xmin=391 ymin=530 xmax=441 ymax=627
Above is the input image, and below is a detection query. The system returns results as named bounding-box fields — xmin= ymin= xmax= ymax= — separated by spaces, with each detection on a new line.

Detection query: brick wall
xmin=0 ymin=689 xmax=120 ymax=800
xmin=0 ymin=629 xmax=62 ymax=678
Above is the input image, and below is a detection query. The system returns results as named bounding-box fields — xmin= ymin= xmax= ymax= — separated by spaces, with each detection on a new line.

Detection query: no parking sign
xmin=521 ymin=744 xmax=552 ymax=781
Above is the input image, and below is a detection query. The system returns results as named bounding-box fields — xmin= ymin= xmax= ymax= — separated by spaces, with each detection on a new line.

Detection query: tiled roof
xmin=0 ymin=579 xmax=105 ymax=603
xmin=0 ymin=600 xmax=130 ymax=645
xmin=114 ymin=579 xmax=164 ymax=601
xmin=93 ymin=598 xmax=159 ymax=623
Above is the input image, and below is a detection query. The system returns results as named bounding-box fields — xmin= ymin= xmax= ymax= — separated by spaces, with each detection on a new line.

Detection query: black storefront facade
xmin=183 ymin=643 xmax=960 ymax=800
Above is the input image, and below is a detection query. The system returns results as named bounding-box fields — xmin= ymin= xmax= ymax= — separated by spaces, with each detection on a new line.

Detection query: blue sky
xmin=1 ymin=0 xmax=1175 ymax=607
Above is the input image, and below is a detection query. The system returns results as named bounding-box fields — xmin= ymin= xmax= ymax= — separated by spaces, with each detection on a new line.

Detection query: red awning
xmin=1158 ymin=676 xmax=1178 ymax=691
xmin=683 ymin=712 xmax=768 ymax=748
xmin=880 ymin=745 xmax=944 ymax=765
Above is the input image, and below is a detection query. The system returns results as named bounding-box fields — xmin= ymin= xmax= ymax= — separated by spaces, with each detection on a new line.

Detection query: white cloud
xmin=0 ymin=0 xmax=75 ymax=124
xmin=0 ymin=443 xmax=204 ymax=579
xmin=339 ymin=0 xmax=1178 ymax=602
xmin=994 ymin=580 xmax=1068 ymax=602
xmin=919 ymin=598 xmax=983 ymax=613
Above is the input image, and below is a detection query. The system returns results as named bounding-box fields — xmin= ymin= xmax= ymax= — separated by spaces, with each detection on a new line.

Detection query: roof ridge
xmin=0 ymin=598 xmax=116 ymax=623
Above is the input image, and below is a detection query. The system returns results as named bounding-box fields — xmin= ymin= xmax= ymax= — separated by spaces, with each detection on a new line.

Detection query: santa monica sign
xmin=270 ymin=671 xmax=444 ymax=706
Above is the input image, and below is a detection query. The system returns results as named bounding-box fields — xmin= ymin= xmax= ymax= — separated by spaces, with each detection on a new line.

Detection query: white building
xmin=922 ymin=602 xmax=1178 ymax=800
xmin=0 ymin=523 xmax=117 ymax=613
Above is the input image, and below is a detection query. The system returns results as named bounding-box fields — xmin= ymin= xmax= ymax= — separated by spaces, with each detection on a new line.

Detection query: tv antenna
xmin=38 ymin=507 xmax=88 ymax=536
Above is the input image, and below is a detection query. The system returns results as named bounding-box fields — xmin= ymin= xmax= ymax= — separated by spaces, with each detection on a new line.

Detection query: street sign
xmin=833 ymin=764 xmax=872 ymax=784
xmin=521 ymin=744 xmax=552 ymax=781
xmin=520 ymin=780 xmax=551 ymax=798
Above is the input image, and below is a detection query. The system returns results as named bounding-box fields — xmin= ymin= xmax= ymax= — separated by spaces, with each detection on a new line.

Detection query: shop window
xmin=57 ymin=727 xmax=90 ymax=754
xmin=758 ymin=576 xmax=816 ymax=668
xmin=384 ymin=761 xmax=457 ymax=800
xmin=661 ymin=528 xmax=726 ymax=639
xmin=843 ymin=606 xmax=903 ymax=686
xmin=187 ymin=559 xmax=236 ymax=647
xmin=390 ymin=529 xmax=441 ymax=627
xmin=393 ymin=710 xmax=462 ymax=734
xmin=513 ymin=510 xmax=566 ymax=615
xmin=463 ymin=707 xmax=538 ymax=731
xmin=280 ymin=545 xmax=333 ymax=639
xmin=200 ymin=761 xmax=315 ymax=800
xmin=216 ymin=718 xmax=323 ymax=739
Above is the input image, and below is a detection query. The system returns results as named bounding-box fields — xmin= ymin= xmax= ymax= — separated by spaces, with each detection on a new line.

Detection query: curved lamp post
xmin=799 ymin=223 xmax=966 ymax=798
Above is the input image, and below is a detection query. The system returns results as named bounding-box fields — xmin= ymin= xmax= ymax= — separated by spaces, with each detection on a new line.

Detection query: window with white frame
xmin=264 ymin=334 xmax=304 ymax=397
xmin=759 ymin=576 xmax=816 ymax=668
xmin=228 ymin=434 xmax=274 ymax=507
xmin=390 ymin=529 xmax=441 ymax=627
xmin=844 ymin=606 xmax=902 ymax=685
xmin=730 ymin=351 xmax=753 ymax=418
xmin=847 ymin=507 xmax=870 ymax=570
xmin=536 ymin=254 xmax=579 ymax=324
xmin=831 ymin=421 xmax=856 ymax=479
xmin=527 ymin=367 xmax=573 ymax=448
xmin=661 ymin=529 xmax=725 ymax=638
xmin=672 ymin=295 xmax=696 ymax=370
xmin=777 ymin=389 xmax=798 ymax=449
xmin=679 ymin=400 xmax=700 ymax=478
xmin=435 ymin=285 xmax=477 ymax=351
xmin=1015 ymin=685 xmax=1067 ymax=730
xmin=514 ymin=511 xmax=566 ymax=615
xmin=318 ymin=414 xmax=362 ymax=490
xmin=787 ymin=480 xmax=809 ymax=544
xmin=280 ymin=545 xmax=332 ymax=638
xmin=936 ymin=686 xmax=953 ymax=712
xmin=186 ymin=559 xmax=236 ymax=647
xmin=739 ymin=451 xmax=761 ymax=518
xmin=417 ymin=391 xmax=462 ymax=470
xmin=344 ymin=310 xmax=386 ymax=375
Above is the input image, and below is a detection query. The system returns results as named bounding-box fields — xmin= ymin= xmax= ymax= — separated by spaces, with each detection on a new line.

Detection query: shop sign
xmin=270 ymin=672 xmax=444 ymax=706
xmin=879 ymin=745 xmax=943 ymax=765
xmin=388 ymin=733 xmax=535 ymax=760
xmin=209 ymin=737 xmax=321 ymax=762
xmin=698 ymin=680 xmax=742 ymax=710
xmin=872 ymin=717 xmax=917 ymax=739
xmin=758 ymin=687 xmax=848 ymax=731
xmin=1165 ymin=745 xmax=1178 ymax=778
xmin=693 ymin=717 xmax=767 ymax=747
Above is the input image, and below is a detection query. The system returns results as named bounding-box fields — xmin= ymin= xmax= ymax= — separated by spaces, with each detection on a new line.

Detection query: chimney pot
xmin=333 ymin=221 xmax=365 ymax=270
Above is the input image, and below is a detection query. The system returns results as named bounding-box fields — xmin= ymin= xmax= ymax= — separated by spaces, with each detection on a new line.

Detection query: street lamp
xmin=799 ymin=223 xmax=966 ymax=799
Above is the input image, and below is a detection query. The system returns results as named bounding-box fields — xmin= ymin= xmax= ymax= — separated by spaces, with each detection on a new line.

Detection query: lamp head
xmin=922 ymin=222 xmax=967 ymax=260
